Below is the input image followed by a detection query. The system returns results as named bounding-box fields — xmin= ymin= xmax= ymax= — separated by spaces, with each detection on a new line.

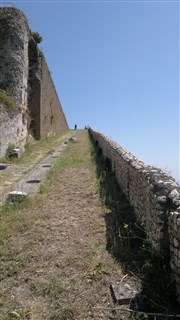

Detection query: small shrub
xmin=30 ymin=30 xmax=43 ymax=44
xmin=39 ymin=49 xmax=44 ymax=58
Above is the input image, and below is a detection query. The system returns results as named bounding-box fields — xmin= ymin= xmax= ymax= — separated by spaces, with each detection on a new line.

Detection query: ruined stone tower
xmin=0 ymin=8 xmax=29 ymax=155
xmin=0 ymin=7 xmax=68 ymax=157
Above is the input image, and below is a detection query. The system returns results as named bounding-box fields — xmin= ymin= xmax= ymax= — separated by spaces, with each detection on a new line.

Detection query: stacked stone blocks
xmin=90 ymin=129 xmax=180 ymax=303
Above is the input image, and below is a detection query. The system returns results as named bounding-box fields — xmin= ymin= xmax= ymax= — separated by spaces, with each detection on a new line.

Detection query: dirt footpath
xmin=0 ymin=131 xmax=136 ymax=320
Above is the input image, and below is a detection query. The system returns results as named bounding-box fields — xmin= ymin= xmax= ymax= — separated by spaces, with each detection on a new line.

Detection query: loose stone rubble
xmin=69 ymin=137 xmax=78 ymax=143
xmin=110 ymin=282 xmax=138 ymax=304
xmin=7 ymin=191 xmax=28 ymax=203
xmin=9 ymin=147 xmax=24 ymax=159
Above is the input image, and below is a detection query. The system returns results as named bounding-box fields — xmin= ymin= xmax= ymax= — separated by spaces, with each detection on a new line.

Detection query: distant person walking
xmin=74 ymin=124 xmax=77 ymax=130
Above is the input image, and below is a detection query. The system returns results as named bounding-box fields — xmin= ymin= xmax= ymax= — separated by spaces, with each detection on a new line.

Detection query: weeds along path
xmin=0 ymin=130 xmax=70 ymax=204
xmin=0 ymin=131 xmax=127 ymax=320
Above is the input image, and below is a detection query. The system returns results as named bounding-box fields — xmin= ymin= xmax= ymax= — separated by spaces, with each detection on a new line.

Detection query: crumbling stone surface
xmin=9 ymin=147 xmax=24 ymax=159
xmin=69 ymin=137 xmax=79 ymax=143
xmin=6 ymin=191 xmax=28 ymax=203
xmin=90 ymin=128 xmax=180 ymax=303
xmin=0 ymin=8 xmax=29 ymax=156
xmin=0 ymin=111 xmax=25 ymax=157
xmin=0 ymin=8 xmax=29 ymax=106
xmin=110 ymin=282 xmax=138 ymax=304
xmin=0 ymin=7 xmax=69 ymax=157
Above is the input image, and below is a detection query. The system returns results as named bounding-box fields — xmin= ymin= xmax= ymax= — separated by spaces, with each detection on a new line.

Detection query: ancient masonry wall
xmin=89 ymin=129 xmax=180 ymax=303
xmin=40 ymin=57 xmax=68 ymax=137
xmin=0 ymin=8 xmax=29 ymax=154
xmin=28 ymin=39 xmax=68 ymax=139
xmin=0 ymin=7 xmax=68 ymax=157
xmin=28 ymin=37 xmax=41 ymax=139
xmin=0 ymin=104 xmax=24 ymax=156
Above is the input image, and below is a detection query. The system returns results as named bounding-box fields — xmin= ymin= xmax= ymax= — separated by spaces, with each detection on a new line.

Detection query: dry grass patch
xmin=0 ymin=131 xmax=130 ymax=320
xmin=0 ymin=130 xmax=70 ymax=166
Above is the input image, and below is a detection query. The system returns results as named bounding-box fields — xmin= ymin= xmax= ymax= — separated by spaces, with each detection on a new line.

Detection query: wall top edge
xmin=89 ymin=129 xmax=180 ymax=197
xmin=0 ymin=7 xmax=29 ymax=30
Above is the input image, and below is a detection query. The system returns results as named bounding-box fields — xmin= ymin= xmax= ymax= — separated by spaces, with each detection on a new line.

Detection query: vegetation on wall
xmin=0 ymin=89 xmax=15 ymax=108
xmin=30 ymin=30 xmax=43 ymax=44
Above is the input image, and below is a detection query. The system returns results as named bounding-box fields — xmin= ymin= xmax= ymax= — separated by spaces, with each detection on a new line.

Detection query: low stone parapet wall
xmin=89 ymin=129 xmax=180 ymax=303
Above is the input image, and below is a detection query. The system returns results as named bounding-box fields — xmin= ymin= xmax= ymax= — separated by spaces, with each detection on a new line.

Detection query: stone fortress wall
xmin=0 ymin=8 xmax=29 ymax=155
xmin=40 ymin=57 xmax=68 ymax=137
xmin=89 ymin=129 xmax=180 ymax=303
xmin=0 ymin=7 xmax=68 ymax=157
xmin=1 ymin=5 xmax=179 ymax=304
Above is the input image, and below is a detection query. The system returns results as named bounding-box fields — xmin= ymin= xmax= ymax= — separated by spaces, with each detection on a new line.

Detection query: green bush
xmin=31 ymin=31 xmax=43 ymax=44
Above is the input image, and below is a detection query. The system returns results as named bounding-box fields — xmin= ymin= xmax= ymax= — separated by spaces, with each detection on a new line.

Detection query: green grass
xmin=0 ymin=130 xmax=96 ymax=320
xmin=0 ymin=199 xmax=43 ymax=280
xmin=40 ymin=130 xmax=95 ymax=193
xmin=1 ymin=130 xmax=178 ymax=320
xmin=0 ymin=131 xmax=90 ymax=247
xmin=0 ymin=130 xmax=70 ymax=165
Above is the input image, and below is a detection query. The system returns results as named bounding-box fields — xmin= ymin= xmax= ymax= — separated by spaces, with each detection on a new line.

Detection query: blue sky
xmin=4 ymin=0 xmax=179 ymax=181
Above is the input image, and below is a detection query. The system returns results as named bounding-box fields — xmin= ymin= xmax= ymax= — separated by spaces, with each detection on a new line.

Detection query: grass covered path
xmin=0 ymin=130 xmax=70 ymax=204
xmin=0 ymin=131 xmax=130 ymax=320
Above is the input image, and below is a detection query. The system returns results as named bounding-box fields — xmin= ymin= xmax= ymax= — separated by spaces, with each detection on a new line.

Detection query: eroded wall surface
xmin=28 ymin=37 xmax=41 ymax=139
xmin=40 ymin=57 xmax=68 ymax=137
xmin=0 ymin=7 xmax=68 ymax=157
xmin=0 ymin=103 xmax=24 ymax=156
xmin=0 ymin=8 xmax=29 ymax=153
xmin=89 ymin=129 xmax=180 ymax=303
xmin=28 ymin=40 xmax=68 ymax=139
